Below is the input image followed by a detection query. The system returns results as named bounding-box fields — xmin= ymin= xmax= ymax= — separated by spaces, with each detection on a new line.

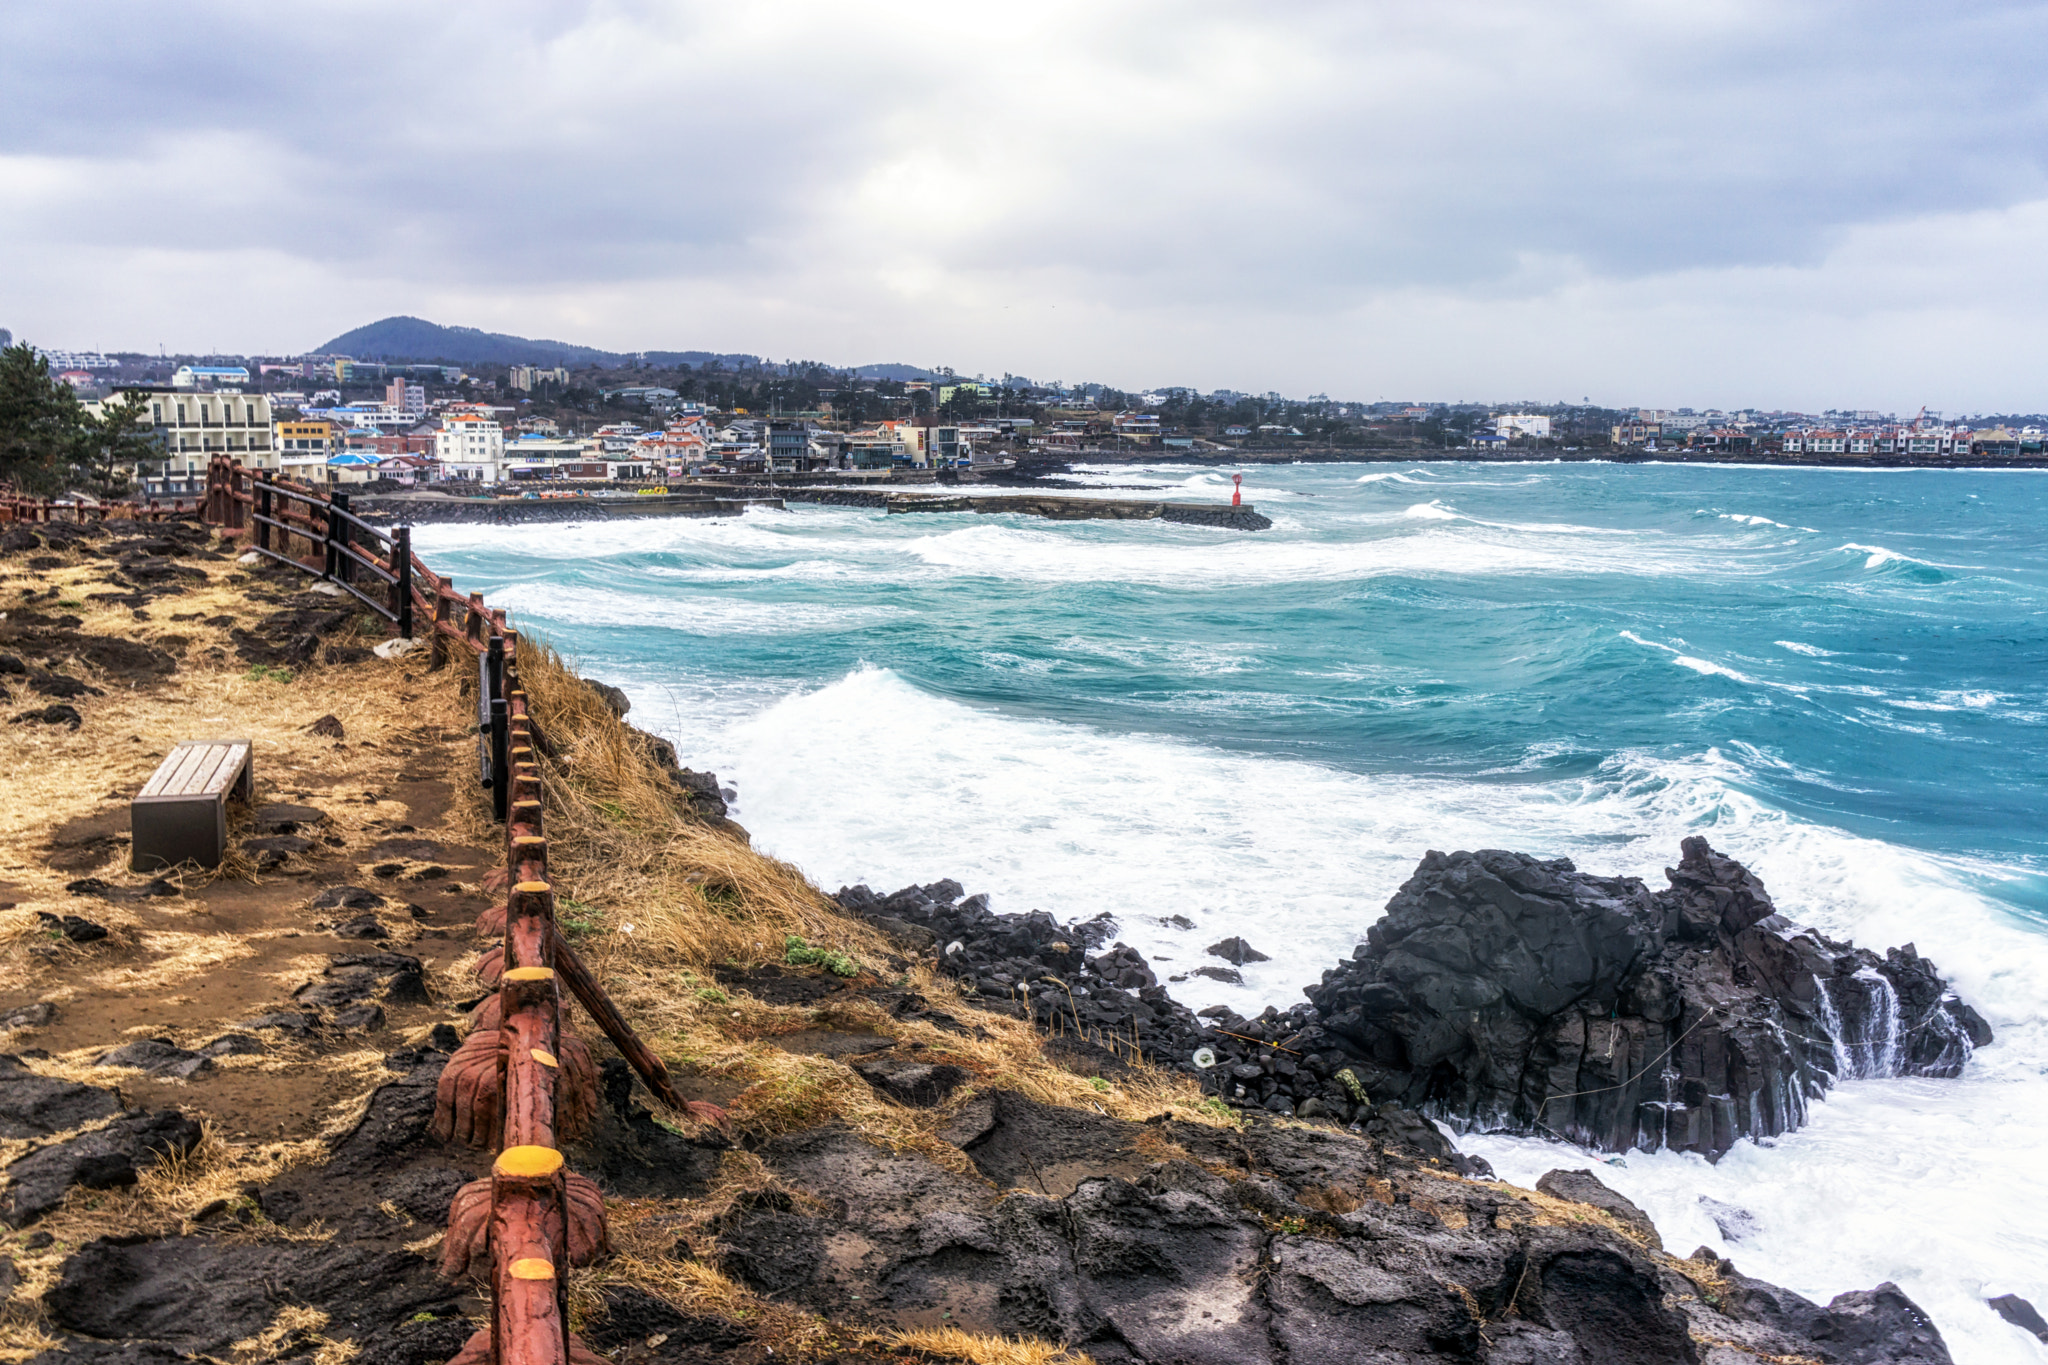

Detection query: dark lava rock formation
xmin=840 ymin=836 xmax=1989 ymax=1159
xmin=711 ymin=1088 xmax=1955 ymax=1364
xmin=1297 ymin=837 xmax=1989 ymax=1156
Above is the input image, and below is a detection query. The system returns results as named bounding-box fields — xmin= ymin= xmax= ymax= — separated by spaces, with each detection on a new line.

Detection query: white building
xmin=172 ymin=365 xmax=252 ymax=389
xmin=1494 ymin=413 xmax=1553 ymax=440
xmin=508 ymin=365 xmax=570 ymax=392
xmin=39 ymin=349 xmax=118 ymax=371
xmin=90 ymin=387 xmax=274 ymax=496
xmin=434 ymin=413 xmax=505 ymax=482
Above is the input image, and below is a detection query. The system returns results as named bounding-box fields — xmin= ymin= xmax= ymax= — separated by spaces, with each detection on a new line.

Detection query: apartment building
xmin=508 ymin=365 xmax=570 ymax=392
xmin=93 ymin=386 xmax=274 ymax=496
xmin=386 ymin=377 xmax=427 ymax=419
xmin=434 ymin=413 xmax=505 ymax=481
xmin=275 ymin=419 xmax=341 ymax=481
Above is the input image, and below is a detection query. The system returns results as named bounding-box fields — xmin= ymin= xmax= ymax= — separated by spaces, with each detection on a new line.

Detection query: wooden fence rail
xmin=200 ymin=456 xmax=714 ymax=1365
xmin=1 ymin=494 xmax=194 ymax=524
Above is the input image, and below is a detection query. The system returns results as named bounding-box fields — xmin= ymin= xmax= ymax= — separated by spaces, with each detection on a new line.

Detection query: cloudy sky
xmin=4 ymin=1 xmax=2046 ymax=409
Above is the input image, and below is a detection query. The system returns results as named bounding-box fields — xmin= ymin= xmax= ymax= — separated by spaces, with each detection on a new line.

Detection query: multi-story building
xmin=1494 ymin=413 xmax=1553 ymax=440
xmin=91 ymin=387 xmax=274 ymax=496
xmin=1112 ymin=411 xmax=1162 ymax=445
xmin=843 ymin=429 xmax=907 ymax=469
xmin=434 ymin=413 xmax=505 ymax=482
xmin=766 ymin=419 xmax=814 ymax=472
xmin=39 ymin=349 xmax=118 ymax=371
xmin=386 ymin=377 xmax=427 ymax=419
xmin=172 ymin=365 xmax=252 ymax=390
xmin=508 ymin=365 xmax=570 ymax=392
xmin=275 ymin=419 xmax=341 ymax=481
xmin=888 ymin=421 xmax=959 ymax=466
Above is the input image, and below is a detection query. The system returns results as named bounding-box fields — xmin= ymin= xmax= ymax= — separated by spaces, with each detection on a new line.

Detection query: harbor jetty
xmin=349 ymin=482 xmax=1272 ymax=530
xmin=774 ymin=485 xmax=1272 ymax=530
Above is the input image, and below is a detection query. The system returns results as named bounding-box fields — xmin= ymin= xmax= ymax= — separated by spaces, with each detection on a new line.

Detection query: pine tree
xmin=0 ymin=343 xmax=87 ymax=493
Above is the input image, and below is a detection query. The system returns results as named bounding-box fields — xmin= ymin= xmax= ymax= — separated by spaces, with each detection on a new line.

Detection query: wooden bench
xmin=131 ymin=739 xmax=254 ymax=872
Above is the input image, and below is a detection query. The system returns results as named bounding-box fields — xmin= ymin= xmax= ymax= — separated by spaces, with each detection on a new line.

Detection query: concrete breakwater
xmin=344 ymin=487 xmax=1270 ymax=530
xmin=349 ymin=493 xmax=778 ymax=525
xmin=780 ymin=486 xmax=1274 ymax=530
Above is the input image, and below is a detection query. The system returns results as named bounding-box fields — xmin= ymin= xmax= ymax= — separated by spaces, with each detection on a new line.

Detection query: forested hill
xmin=314 ymin=316 xmax=759 ymax=369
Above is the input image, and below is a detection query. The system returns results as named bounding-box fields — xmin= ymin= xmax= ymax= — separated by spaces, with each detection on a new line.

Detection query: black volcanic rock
xmin=852 ymin=837 xmax=1988 ymax=1164
xmin=3 ymin=1109 xmax=203 ymax=1226
xmin=705 ymin=1102 xmax=1952 ymax=1365
xmin=1299 ymin=837 xmax=1991 ymax=1157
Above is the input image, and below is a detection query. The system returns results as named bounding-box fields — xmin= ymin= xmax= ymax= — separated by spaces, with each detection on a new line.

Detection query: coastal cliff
xmin=841 ymin=839 xmax=1989 ymax=1161
xmin=0 ymin=512 xmax=1991 ymax=1364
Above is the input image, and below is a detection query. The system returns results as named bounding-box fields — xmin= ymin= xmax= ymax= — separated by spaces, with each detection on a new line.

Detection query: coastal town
xmin=5 ymin=320 xmax=2044 ymax=501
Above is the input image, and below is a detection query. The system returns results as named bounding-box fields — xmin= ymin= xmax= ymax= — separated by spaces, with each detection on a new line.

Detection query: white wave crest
xmin=633 ymin=665 xmax=2048 ymax=1363
xmin=1403 ymin=500 xmax=1461 ymax=520
xmin=485 ymin=581 xmax=910 ymax=635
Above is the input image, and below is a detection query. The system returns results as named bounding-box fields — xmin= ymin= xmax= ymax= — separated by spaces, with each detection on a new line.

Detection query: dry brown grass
xmin=501 ymin=637 xmax=876 ymax=973
xmin=0 ymin=1119 xmax=332 ymax=1362
xmin=565 ymin=1195 xmax=828 ymax=1354
xmin=0 ymin=547 xmax=469 ymax=964
xmin=471 ymin=634 xmax=1239 ymax=1161
xmin=880 ymin=1327 xmax=1098 ymax=1365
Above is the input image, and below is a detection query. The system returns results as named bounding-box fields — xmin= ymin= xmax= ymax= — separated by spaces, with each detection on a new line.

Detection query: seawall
xmin=780 ymin=486 xmax=1274 ymax=530
xmin=348 ymin=493 xmax=778 ymax=525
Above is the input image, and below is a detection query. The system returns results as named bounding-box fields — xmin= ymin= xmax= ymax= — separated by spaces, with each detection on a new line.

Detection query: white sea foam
xmin=887 ymin=520 xmax=1704 ymax=586
xmin=1464 ymin=1068 xmax=2048 ymax=1364
xmin=622 ymin=665 xmax=2048 ymax=1358
xmin=485 ymin=581 xmax=911 ymax=635
xmin=1836 ymin=541 xmax=1973 ymax=573
xmin=1620 ymin=630 xmax=1809 ymax=694
xmin=1403 ymin=500 xmax=1461 ymax=520
xmin=1356 ymin=470 xmax=1432 ymax=484
xmin=1776 ymin=640 xmax=1844 ymax=657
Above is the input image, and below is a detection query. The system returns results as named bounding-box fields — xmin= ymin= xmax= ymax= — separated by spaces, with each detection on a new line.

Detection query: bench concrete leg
xmin=131 ymin=796 xmax=228 ymax=872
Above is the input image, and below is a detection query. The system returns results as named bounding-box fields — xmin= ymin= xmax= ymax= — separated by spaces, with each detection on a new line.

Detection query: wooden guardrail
xmin=206 ymin=457 xmax=415 ymax=638
xmin=1 ymin=494 xmax=194 ymax=524
xmin=202 ymin=456 xmax=718 ymax=1365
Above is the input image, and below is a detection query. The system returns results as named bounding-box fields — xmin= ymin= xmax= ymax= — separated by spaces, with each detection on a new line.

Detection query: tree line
xmin=0 ymin=344 xmax=158 ymax=497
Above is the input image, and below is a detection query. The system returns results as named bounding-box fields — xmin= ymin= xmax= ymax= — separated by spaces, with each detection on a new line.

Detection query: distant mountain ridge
xmin=314 ymin=316 xmax=763 ymax=370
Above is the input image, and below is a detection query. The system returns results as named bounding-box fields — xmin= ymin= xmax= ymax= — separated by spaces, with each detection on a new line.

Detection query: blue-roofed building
xmin=172 ymin=365 xmax=251 ymax=389
xmin=325 ymin=450 xmax=386 ymax=485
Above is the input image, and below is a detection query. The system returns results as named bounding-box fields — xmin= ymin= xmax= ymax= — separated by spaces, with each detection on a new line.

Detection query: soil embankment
xmin=0 ymin=515 xmax=1967 ymax=1364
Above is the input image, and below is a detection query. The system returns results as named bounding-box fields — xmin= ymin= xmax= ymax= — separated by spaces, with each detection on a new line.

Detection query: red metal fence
xmin=202 ymin=457 xmax=712 ymax=1365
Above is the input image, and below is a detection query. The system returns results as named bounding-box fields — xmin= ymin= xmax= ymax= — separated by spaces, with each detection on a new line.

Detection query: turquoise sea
xmin=417 ymin=462 xmax=2048 ymax=1361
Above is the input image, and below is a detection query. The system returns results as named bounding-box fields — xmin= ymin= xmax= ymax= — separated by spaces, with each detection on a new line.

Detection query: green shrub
xmin=783 ymin=934 xmax=860 ymax=978
xmin=558 ymin=897 xmax=604 ymax=939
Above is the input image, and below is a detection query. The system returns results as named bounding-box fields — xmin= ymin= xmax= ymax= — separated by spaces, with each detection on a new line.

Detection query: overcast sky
xmin=4 ymin=1 xmax=2046 ymax=409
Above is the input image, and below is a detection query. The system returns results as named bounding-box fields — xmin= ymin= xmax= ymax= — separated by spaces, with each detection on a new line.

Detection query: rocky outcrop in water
xmin=841 ymin=836 xmax=1990 ymax=1159
xmin=1297 ymin=837 xmax=1990 ymax=1156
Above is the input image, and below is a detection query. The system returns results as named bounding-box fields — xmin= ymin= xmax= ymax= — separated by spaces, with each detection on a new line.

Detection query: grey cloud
xmin=4 ymin=0 xmax=2047 ymax=404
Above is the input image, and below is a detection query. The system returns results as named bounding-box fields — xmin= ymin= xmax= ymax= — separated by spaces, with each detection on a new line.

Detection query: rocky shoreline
xmin=1 ymin=514 xmax=2031 ymax=1363
xmin=836 ymin=837 xmax=1990 ymax=1160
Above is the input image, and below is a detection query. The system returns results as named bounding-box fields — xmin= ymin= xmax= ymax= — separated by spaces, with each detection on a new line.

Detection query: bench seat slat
xmin=172 ymin=747 xmax=227 ymax=798
xmin=141 ymin=744 xmax=212 ymax=799
xmin=185 ymin=743 xmax=248 ymax=797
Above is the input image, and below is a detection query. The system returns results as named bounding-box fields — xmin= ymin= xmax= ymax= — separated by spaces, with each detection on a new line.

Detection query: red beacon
xmin=1232 ymin=473 xmax=1243 ymax=507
